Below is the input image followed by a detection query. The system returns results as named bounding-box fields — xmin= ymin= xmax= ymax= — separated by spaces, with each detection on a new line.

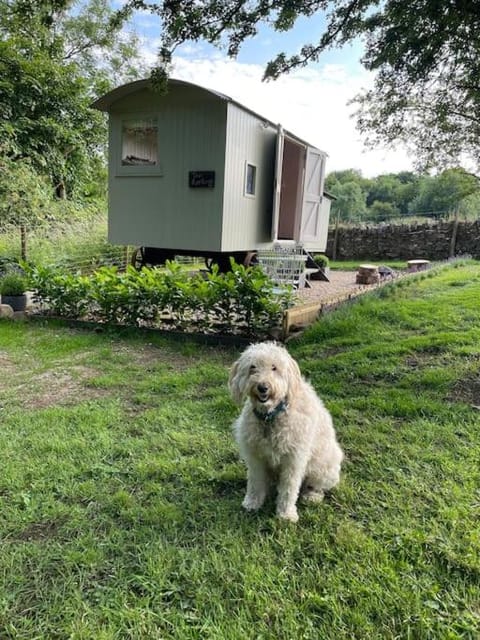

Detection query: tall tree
xmin=325 ymin=170 xmax=367 ymax=222
xmin=118 ymin=0 xmax=480 ymax=175
xmin=353 ymin=1 xmax=480 ymax=176
xmin=0 ymin=0 xmax=146 ymax=199
xmin=409 ymin=168 xmax=479 ymax=217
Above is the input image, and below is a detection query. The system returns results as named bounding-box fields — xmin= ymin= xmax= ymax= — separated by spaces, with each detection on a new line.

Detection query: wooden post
xmin=20 ymin=225 xmax=27 ymax=262
xmin=332 ymin=215 xmax=340 ymax=261
xmin=449 ymin=209 xmax=459 ymax=258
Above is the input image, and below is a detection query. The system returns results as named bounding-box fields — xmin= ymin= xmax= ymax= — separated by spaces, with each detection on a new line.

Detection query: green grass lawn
xmin=329 ymin=259 xmax=408 ymax=271
xmin=1 ymin=261 xmax=479 ymax=639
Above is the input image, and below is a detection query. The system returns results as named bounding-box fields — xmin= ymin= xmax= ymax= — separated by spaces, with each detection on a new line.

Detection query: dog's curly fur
xmin=229 ymin=342 xmax=343 ymax=522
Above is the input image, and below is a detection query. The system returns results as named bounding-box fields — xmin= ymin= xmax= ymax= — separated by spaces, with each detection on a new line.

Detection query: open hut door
xmin=298 ymin=147 xmax=326 ymax=246
xmin=271 ymin=125 xmax=284 ymax=241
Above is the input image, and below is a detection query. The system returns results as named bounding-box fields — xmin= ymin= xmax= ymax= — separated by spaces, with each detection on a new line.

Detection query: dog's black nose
xmin=257 ymin=383 xmax=269 ymax=394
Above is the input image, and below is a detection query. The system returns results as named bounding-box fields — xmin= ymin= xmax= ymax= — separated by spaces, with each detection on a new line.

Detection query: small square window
xmin=121 ymin=118 xmax=158 ymax=166
xmin=245 ymin=163 xmax=257 ymax=196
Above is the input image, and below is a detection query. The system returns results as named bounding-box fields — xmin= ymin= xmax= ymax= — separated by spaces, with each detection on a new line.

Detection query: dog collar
xmin=253 ymin=399 xmax=289 ymax=425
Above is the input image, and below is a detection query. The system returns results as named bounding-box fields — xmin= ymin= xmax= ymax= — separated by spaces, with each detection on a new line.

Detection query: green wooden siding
xmin=107 ymin=85 xmax=227 ymax=252
xmin=221 ymin=103 xmax=276 ymax=252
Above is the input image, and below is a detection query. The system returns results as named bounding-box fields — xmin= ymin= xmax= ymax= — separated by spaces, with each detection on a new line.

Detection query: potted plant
xmin=308 ymin=253 xmax=330 ymax=280
xmin=0 ymin=271 xmax=28 ymax=312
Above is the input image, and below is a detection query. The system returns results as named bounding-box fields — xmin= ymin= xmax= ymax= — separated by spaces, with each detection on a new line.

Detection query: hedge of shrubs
xmin=26 ymin=261 xmax=294 ymax=338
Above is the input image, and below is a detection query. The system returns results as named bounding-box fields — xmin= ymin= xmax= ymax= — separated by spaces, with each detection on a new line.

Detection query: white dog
xmin=229 ymin=342 xmax=343 ymax=522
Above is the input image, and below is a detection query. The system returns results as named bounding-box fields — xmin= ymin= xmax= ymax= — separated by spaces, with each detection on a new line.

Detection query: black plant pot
xmin=1 ymin=294 xmax=27 ymax=312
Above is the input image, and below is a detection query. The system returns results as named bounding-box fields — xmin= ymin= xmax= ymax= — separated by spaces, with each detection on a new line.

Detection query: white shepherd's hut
xmin=92 ymin=78 xmax=333 ymax=271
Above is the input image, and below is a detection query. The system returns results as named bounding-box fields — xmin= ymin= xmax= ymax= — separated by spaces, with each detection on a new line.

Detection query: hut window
xmin=245 ymin=163 xmax=257 ymax=196
xmin=121 ymin=118 xmax=158 ymax=166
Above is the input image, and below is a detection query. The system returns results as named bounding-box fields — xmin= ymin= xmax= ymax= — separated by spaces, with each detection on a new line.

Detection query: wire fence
xmin=0 ymin=219 xmax=203 ymax=275
xmin=330 ymin=208 xmax=479 ymax=227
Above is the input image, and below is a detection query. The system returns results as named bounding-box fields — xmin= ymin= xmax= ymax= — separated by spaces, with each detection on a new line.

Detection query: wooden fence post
xmin=332 ymin=215 xmax=340 ymax=261
xmin=449 ymin=210 xmax=459 ymax=258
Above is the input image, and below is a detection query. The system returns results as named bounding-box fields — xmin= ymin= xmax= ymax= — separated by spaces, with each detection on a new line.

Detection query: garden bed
xmin=24 ymin=262 xmax=293 ymax=341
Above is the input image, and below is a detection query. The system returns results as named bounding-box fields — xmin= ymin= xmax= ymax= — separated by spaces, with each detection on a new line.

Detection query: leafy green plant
xmin=26 ymin=265 xmax=90 ymax=318
xmin=28 ymin=260 xmax=293 ymax=337
xmin=88 ymin=266 xmax=138 ymax=325
xmin=311 ymin=253 xmax=330 ymax=268
xmin=225 ymin=259 xmax=293 ymax=334
xmin=0 ymin=271 xmax=27 ymax=296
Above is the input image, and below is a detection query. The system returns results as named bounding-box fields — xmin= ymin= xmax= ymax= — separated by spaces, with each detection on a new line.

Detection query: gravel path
xmin=295 ymin=270 xmax=395 ymax=305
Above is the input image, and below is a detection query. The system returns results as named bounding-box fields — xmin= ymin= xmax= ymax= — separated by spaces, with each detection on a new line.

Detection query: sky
xmin=120 ymin=4 xmax=414 ymax=178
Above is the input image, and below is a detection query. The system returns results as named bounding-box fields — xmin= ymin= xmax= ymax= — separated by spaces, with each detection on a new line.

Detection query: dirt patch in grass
xmin=2 ymin=336 xmax=232 ymax=410
xmin=111 ymin=341 xmax=199 ymax=371
xmin=3 ymin=365 xmax=109 ymax=410
xmin=450 ymin=376 xmax=480 ymax=407
xmin=0 ymin=351 xmax=16 ymax=379
xmin=29 ymin=366 xmax=108 ymax=409
xmin=13 ymin=519 xmax=66 ymax=543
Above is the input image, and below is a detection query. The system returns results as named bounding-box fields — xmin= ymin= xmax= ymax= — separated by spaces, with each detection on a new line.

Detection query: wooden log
xmin=356 ymin=264 xmax=380 ymax=284
xmin=407 ymin=259 xmax=431 ymax=272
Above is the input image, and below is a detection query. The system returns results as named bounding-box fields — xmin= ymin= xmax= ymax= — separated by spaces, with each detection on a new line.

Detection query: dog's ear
xmin=228 ymin=359 xmax=244 ymax=405
xmin=286 ymin=353 xmax=302 ymax=396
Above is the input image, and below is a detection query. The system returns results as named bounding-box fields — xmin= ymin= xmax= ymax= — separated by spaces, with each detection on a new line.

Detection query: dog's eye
xmin=249 ymin=365 xmax=256 ymax=374
xmin=272 ymin=365 xmax=277 ymax=371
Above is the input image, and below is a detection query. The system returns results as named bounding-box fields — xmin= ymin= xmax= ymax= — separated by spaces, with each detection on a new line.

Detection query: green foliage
xmin=0 ymin=156 xmax=53 ymax=227
xmin=119 ymin=1 xmax=480 ymax=175
xmin=409 ymin=169 xmax=479 ymax=216
xmin=459 ymin=190 xmax=480 ymax=220
xmin=311 ymin=253 xmax=329 ymax=268
xmin=26 ymin=265 xmax=91 ymax=317
xmin=0 ymin=213 xmax=117 ymax=268
xmin=0 ymin=36 xmax=106 ymax=200
xmin=326 ymin=168 xmax=480 ymax=223
xmin=0 ymin=0 xmax=146 ymax=202
xmin=0 ymin=270 xmax=27 ymax=295
xmin=368 ymin=200 xmax=400 ymax=222
xmin=352 ymin=2 xmax=480 ymax=173
xmin=327 ymin=179 xmax=367 ymax=222
xmin=27 ymin=261 xmax=293 ymax=337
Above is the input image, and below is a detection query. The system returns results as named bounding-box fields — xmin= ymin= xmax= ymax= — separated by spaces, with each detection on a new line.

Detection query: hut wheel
xmin=131 ymin=247 xmax=145 ymax=270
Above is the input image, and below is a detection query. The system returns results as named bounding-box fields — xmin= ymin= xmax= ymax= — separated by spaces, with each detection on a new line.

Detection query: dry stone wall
xmin=326 ymin=220 xmax=480 ymax=261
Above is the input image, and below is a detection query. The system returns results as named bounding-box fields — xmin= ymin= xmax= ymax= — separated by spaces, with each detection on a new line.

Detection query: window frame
xmin=244 ymin=161 xmax=257 ymax=198
xmin=114 ymin=113 xmax=163 ymax=177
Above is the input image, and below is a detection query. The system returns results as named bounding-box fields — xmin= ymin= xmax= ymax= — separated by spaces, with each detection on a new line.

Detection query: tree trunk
xmin=20 ymin=224 xmax=27 ymax=261
xmin=56 ymin=181 xmax=67 ymax=199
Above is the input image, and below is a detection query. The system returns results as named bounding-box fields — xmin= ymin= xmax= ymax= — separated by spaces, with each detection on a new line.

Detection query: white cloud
xmin=169 ymin=55 xmax=412 ymax=177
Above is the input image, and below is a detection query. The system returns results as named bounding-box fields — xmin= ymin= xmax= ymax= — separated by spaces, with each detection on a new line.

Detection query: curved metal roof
xmin=91 ymin=77 xmax=326 ymax=153
xmin=91 ymin=78 xmax=232 ymax=111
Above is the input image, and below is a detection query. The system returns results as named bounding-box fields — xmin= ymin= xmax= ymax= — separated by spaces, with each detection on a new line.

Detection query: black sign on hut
xmin=189 ymin=171 xmax=215 ymax=188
